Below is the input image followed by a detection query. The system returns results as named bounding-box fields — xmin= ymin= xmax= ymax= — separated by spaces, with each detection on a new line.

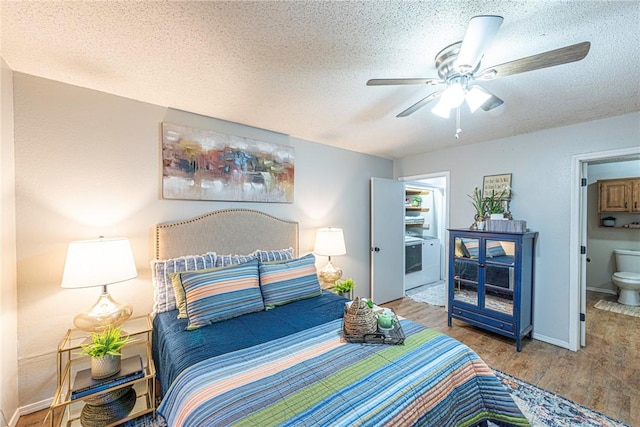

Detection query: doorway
xmin=570 ymin=147 xmax=640 ymax=350
xmin=400 ymin=172 xmax=450 ymax=304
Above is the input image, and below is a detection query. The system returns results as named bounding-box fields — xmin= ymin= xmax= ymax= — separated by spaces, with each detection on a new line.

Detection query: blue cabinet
xmin=447 ymin=229 xmax=537 ymax=351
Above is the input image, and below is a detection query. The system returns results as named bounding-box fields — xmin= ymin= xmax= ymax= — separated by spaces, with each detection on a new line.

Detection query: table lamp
xmin=313 ymin=227 xmax=346 ymax=289
xmin=61 ymin=237 xmax=137 ymax=332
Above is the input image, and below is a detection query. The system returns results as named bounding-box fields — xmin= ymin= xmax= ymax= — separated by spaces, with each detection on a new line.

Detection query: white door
xmin=370 ymin=177 xmax=405 ymax=304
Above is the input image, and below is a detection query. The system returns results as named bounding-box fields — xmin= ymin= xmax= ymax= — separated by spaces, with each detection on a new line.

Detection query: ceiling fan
xmin=367 ymin=15 xmax=591 ymax=138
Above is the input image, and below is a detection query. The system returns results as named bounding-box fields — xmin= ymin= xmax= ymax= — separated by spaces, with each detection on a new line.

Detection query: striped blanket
xmin=158 ymin=319 xmax=529 ymax=426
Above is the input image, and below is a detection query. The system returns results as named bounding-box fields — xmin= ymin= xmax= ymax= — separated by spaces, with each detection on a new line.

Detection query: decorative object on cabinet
xmin=333 ymin=278 xmax=355 ymax=299
xmin=61 ymin=237 xmax=137 ymax=332
xmin=598 ymin=178 xmax=640 ymax=229
xmin=313 ymin=227 xmax=347 ymax=288
xmin=482 ymin=173 xmax=512 ymax=199
xmin=79 ymin=327 xmax=134 ymax=379
xmin=448 ymin=229 xmax=537 ymax=351
xmin=48 ymin=315 xmax=155 ymax=427
xmin=161 ymin=123 xmax=295 ymax=203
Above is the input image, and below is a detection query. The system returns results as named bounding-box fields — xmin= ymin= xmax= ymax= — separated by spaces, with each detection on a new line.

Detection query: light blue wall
xmin=394 ymin=112 xmax=640 ymax=349
xmin=12 ymin=73 xmax=392 ymax=407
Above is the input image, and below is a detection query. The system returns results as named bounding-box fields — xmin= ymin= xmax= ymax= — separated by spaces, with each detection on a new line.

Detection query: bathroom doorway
xmin=570 ymin=147 xmax=640 ymax=349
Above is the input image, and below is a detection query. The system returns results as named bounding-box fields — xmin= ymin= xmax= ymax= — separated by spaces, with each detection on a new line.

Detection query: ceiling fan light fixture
xmin=441 ymin=82 xmax=466 ymax=108
xmin=431 ymin=98 xmax=452 ymax=118
xmin=465 ymin=86 xmax=492 ymax=113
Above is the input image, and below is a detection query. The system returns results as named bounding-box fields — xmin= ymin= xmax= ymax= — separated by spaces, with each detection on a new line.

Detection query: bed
xmin=151 ymin=209 xmax=528 ymax=426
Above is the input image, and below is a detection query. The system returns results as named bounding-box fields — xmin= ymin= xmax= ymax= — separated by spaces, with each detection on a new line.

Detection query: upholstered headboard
xmin=154 ymin=209 xmax=299 ymax=260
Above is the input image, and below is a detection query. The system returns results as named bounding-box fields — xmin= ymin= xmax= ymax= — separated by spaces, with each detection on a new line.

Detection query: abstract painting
xmin=162 ymin=123 xmax=294 ymax=203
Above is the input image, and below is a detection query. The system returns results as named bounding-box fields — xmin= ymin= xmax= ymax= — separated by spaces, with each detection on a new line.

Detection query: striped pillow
xmin=150 ymin=252 xmax=217 ymax=315
xmin=181 ymin=259 xmax=263 ymax=330
xmin=486 ymin=240 xmax=506 ymax=258
xmin=460 ymin=238 xmax=479 ymax=258
xmin=255 ymin=247 xmax=294 ymax=262
xmin=259 ymin=253 xmax=322 ymax=309
xmin=214 ymin=253 xmax=258 ymax=268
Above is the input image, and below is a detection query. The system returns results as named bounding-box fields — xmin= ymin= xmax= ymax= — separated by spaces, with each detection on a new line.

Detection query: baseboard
xmin=531 ymin=332 xmax=571 ymax=351
xmin=587 ymin=286 xmax=617 ymax=295
xmin=1 ymin=408 xmax=19 ymax=427
xmin=19 ymin=397 xmax=51 ymax=416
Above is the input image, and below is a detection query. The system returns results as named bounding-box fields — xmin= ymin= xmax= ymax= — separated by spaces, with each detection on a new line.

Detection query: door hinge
xmin=581 ymin=178 xmax=587 ymax=187
xmin=580 ymin=246 xmax=586 ymax=255
xmin=580 ymin=313 xmax=586 ymax=322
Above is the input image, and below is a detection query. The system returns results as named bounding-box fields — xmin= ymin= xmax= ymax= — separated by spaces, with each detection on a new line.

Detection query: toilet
xmin=612 ymin=249 xmax=640 ymax=306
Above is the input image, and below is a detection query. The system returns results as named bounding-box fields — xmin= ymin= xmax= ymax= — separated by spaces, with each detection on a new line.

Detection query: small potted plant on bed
xmin=80 ymin=326 xmax=134 ymax=379
xmin=334 ymin=278 xmax=355 ymax=299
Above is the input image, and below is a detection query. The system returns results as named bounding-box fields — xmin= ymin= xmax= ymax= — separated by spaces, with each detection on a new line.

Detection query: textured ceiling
xmin=2 ymin=1 xmax=639 ymax=159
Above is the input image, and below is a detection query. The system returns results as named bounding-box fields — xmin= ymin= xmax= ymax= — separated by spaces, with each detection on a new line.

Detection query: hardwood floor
xmin=385 ymin=290 xmax=639 ymax=426
xmin=16 ymin=291 xmax=638 ymax=426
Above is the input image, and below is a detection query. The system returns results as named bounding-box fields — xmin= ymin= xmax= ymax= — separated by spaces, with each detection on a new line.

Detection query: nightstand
xmin=47 ymin=315 xmax=156 ymax=427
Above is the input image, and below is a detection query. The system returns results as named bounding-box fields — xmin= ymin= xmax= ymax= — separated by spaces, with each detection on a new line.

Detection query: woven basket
xmin=344 ymin=297 xmax=377 ymax=336
xmin=84 ymin=384 xmax=132 ymax=406
xmin=80 ymin=387 xmax=136 ymax=427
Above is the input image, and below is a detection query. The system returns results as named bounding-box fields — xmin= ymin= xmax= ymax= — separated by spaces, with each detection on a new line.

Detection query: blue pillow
xmin=150 ymin=252 xmax=217 ymax=315
xmin=461 ymin=238 xmax=479 ymax=258
xmin=486 ymin=240 xmax=507 ymax=258
xmin=259 ymin=253 xmax=322 ymax=309
xmin=181 ymin=259 xmax=263 ymax=330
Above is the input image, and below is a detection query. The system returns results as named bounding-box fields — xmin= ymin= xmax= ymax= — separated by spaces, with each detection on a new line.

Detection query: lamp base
xmin=318 ymin=259 xmax=343 ymax=289
xmin=74 ymin=289 xmax=132 ymax=332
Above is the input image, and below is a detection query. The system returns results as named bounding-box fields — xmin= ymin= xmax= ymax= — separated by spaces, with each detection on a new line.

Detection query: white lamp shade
xmin=313 ymin=228 xmax=346 ymax=257
xmin=61 ymin=238 xmax=137 ymax=289
xmin=431 ymin=98 xmax=452 ymax=118
xmin=465 ymin=85 xmax=492 ymax=113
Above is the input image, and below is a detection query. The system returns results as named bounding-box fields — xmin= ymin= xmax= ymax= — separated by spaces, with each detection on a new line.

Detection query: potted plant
xmin=80 ymin=326 xmax=134 ymax=379
xmin=468 ymin=187 xmax=486 ymax=220
xmin=484 ymin=186 xmax=511 ymax=219
xmin=411 ymin=195 xmax=422 ymax=207
xmin=334 ymin=278 xmax=355 ymax=299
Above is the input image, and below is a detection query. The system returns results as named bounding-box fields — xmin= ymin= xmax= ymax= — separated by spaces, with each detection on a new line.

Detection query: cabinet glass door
xmin=452 ymin=236 xmax=478 ymax=306
xmin=483 ymin=239 xmax=514 ymax=315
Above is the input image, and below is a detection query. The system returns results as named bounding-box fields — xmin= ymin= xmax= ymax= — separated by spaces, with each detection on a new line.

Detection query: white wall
xmin=395 ymin=112 xmax=640 ymax=349
xmin=12 ymin=73 xmax=392 ymax=408
xmin=0 ymin=57 xmax=19 ymax=426
xmin=586 ymin=160 xmax=640 ymax=293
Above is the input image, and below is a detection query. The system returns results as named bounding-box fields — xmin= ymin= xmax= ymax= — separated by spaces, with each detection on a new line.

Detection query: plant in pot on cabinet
xmin=484 ymin=187 xmax=511 ymax=220
xmin=468 ymin=187 xmax=487 ymax=230
xmin=334 ymin=278 xmax=355 ymax=299
xmin=80 ymin=326 xmax=134 ymax=379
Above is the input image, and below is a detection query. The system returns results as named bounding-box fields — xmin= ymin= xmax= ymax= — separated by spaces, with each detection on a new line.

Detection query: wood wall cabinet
xmin=598 ymin=177 xmax=640 ymax=213
xmin=447 ymin=229 xmax=537 ymax=351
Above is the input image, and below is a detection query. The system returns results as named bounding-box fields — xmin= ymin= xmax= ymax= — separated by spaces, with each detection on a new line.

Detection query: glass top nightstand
xmin=48 ymin=314 xmax=156 ymax=427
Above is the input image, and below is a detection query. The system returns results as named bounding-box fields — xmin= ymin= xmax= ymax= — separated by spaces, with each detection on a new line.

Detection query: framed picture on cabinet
xmin=483 ymin=173 xmax=512 ymax=199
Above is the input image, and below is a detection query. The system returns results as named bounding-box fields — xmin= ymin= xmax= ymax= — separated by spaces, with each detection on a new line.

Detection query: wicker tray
xmin=342 ymin=314 xmax=405 ymax=345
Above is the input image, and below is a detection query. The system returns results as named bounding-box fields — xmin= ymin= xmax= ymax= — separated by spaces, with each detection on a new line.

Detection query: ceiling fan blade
xmin=396 ymin=90 xmax=443 ymax=117
xmin=481 ymin=93 xmax=504 ymax=111
xmin=477 ymin=41 xmax=591 ymax=80
xmin=367 ymin=78 xmax=441 ymax=86
xmin=455 ymin=15 xmax=504 ymax=73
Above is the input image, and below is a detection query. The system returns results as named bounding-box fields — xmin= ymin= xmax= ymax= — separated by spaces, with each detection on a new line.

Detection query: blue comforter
xmin=152 ymin=291 xmax=348 ymax=394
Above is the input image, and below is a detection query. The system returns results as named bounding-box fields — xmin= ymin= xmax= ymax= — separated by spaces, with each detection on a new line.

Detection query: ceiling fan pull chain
xmin=455 ymin=107 xmax=462 ymax=139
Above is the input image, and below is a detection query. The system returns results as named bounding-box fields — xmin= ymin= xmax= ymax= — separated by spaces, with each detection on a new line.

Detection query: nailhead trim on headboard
xmin=154 ymin=209 xmax=299 ymax=260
